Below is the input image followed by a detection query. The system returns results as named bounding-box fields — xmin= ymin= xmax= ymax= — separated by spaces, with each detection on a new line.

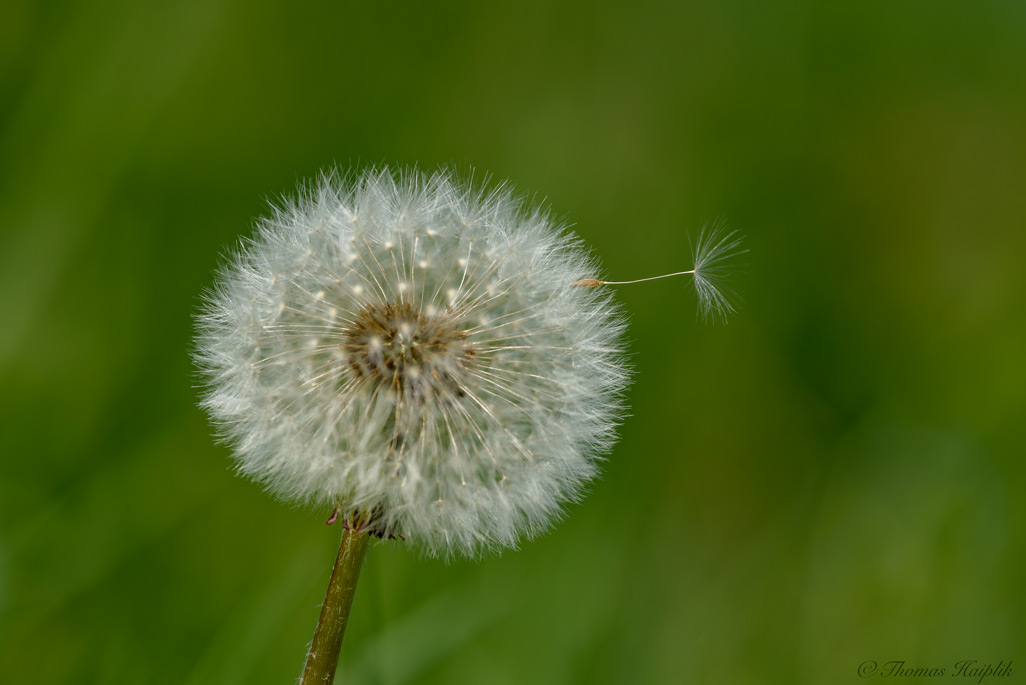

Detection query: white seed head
xmin=194 ymin=167 xmax=629 ymax=558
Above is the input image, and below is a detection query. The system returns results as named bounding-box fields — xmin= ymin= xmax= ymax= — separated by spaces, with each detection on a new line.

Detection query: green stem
xmin=300 ymin=527 xmax=370 ymax=684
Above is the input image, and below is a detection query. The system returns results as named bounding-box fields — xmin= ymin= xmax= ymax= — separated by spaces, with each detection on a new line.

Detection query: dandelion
xmin=196 ymin=167 xmax=630 ymax=556
xmin=194 ymin=167 xmax=742 ymax=683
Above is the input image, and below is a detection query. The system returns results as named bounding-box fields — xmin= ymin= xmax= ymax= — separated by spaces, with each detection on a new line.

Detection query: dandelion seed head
xmin=195 ymin=167 xmax=629 ymax=557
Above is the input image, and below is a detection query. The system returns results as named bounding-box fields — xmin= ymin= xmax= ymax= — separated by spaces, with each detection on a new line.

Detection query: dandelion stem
xmin=300 ymin=527 xmax=370 ymax=684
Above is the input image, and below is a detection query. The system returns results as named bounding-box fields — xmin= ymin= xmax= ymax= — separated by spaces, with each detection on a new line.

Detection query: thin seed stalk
xmin=300 ymin=527 xmax=370 ymax=684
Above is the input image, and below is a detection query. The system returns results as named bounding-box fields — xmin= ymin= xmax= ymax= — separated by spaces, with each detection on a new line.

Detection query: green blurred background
xmin=2 ymin=1 xmax=1024 ymax=683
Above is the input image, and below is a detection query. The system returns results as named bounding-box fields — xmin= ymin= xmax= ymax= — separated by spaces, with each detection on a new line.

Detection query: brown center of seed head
xmin=342 ymin=301 xmax=476 ymax=398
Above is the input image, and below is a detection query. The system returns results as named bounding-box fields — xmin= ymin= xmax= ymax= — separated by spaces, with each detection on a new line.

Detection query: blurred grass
xmin=2 ymin=0 xmax=1025 ymax=683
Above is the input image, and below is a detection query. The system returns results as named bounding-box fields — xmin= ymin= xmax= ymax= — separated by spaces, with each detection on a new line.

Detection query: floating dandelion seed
xmin=574 ymin=223 xmax=746 ymax=323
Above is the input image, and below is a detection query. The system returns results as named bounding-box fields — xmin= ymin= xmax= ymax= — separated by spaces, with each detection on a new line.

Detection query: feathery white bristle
xmin=689 ymin=225 xmax=747 ymax=323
